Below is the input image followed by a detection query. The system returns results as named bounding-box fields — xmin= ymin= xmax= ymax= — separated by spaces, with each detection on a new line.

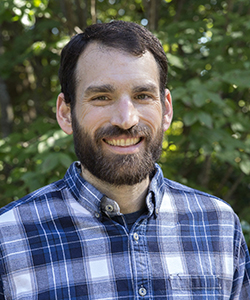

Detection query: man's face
xmin=71 ymin=42 xmax=171 ymax=185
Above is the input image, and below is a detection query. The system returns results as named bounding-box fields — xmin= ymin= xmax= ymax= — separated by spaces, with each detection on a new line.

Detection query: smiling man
xmin=57 ymin=41 xmax=172 ymax=213
xmin=0 ymin=21 xmax=250 ymax=299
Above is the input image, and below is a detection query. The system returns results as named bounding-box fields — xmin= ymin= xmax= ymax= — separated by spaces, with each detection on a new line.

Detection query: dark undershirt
xmin=111 ymin=207 xmax=147 ymax=231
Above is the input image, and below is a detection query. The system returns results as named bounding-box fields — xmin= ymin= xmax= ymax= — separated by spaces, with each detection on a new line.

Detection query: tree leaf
xmin=41 ymin=153 xmax=59 ymax=174
xmin=197 ymin=112 xmax=213 ymax=128
xmin=193 ymin=92 xmax=207 ymax=107
xmin=171 ymin=87 xmax=186 ymax=100
xmin=222 ymin=70 xmax=250 ymax=88
xmin=183 ymin=111 xmax=198 ymax=126
xmin=166 ymin=53 xmax=185 ymax=69
xmin=239 ymin=160 xmax=250 ymax=175
xmin=206 ymin=91 xmax=225 ymax=107
xmin=58 ymin=153 xmax=73 ymax=169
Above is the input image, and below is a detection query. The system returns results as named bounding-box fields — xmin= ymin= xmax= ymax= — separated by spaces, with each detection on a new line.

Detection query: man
xmin=0 ymin=21 xmax=249 ymax=299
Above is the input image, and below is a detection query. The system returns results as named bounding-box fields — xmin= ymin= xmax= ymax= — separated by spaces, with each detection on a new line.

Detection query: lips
xmin=104 ymin=137 xmax=141 ymax=147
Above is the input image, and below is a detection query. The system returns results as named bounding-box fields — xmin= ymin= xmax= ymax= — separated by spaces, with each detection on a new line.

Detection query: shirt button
xmin=95 ymin=212 xmax=100 ymax=218
xmin=105 ymin=204 xmax=114 ymax=212
xmin=139 ymin=287 xmax=147 ymax=296
xmin=133 ymin=232 xmax=139 ymax=241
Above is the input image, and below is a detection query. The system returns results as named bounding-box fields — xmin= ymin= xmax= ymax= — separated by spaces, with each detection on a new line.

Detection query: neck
xmin=81 ymin=165 xmax=150 ymax=214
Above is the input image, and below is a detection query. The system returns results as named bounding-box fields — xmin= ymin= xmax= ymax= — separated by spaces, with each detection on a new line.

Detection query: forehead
xmin=75 ymin=42 xmax=160 ymax=88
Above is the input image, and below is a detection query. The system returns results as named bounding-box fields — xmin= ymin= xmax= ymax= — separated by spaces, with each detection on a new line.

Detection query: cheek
xmin=75 ymin=105 xmax=110 ymax=133
xmin=140 ymin=105 xmax=163 ymax=132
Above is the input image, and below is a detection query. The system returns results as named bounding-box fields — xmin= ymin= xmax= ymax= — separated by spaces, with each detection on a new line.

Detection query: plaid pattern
xmin=0 ymin=162 xmax=249 ymax=299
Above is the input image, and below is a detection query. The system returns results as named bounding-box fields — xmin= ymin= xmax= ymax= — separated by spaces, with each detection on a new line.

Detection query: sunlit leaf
xmin=239 ymin=160 xmax=250 ymax=175
xmin=166 ymin=53 xmax=185 ymax=69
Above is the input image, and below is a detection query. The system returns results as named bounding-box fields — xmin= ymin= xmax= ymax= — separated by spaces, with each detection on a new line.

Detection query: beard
xmin=72 ymin=119 xmax=164 ymax=186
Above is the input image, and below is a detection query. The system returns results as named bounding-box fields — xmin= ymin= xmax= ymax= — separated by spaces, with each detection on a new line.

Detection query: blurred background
xmin=0 ymin=0 xmax=250 ymax=247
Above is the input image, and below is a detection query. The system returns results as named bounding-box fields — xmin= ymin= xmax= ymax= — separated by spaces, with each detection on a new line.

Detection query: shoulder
xmin=160 ymin=177 xmax=245 ymax=251
xmin=162 ymin=177 xmax=234 ymax=215
xmin=0 ymin=179 xmax=66 ymax=218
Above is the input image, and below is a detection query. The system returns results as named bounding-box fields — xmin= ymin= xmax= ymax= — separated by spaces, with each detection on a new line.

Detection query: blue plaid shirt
xmin=0 ymin=162 xmax=250 ymax=299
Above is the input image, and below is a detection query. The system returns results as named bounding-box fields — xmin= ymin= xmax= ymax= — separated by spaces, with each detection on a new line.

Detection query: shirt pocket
xmin=169 ymin=274 xmax=222 ymax=299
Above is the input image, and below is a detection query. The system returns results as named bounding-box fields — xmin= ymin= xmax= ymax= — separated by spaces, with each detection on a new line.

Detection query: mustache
xmin=94 ymin=124 xmax=152 ymax=140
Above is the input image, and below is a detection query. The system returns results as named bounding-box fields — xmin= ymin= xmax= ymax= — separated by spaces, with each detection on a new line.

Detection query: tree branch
xmin=91 ymin=0 xmax=96 ymax=24
xmin=0 ymin=77 xmax=14 ymax=138
xmin=224 ymin=172 xmax=245 ymax=203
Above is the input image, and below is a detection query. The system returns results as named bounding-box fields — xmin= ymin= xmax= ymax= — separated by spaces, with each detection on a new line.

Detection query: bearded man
xmin=0 ymin=21 xmax=249 ymax=299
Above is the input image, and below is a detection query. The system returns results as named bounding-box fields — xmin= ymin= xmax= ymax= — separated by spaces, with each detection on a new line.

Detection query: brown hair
xmin=59 ymin=21 xmax=168 ymax=111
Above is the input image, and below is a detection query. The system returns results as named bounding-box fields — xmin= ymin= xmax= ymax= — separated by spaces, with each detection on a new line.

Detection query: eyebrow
xmin=84 ymin=82 xmax=159 ymax=97
xmin=132 ymin=83 xmax=159 ymax=94
xmin=84 ymin=84 xmax=115 ymax=96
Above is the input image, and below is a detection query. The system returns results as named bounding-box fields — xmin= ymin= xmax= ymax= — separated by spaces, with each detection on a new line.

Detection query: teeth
xmin=106 ymin=138 xmax=140 ymax=146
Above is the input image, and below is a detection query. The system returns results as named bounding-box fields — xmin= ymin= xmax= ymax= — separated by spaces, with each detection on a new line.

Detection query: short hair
xmin=58 ymin=21 xmax=168 ymax=111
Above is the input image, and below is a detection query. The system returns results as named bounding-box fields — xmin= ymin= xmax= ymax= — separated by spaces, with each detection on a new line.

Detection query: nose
xmin=110 ymin=96 xmax=139 ymax=130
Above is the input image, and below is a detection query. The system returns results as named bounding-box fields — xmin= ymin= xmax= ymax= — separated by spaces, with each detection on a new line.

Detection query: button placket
xmin=131 ymin=220 xmax=150 ymax=299
xmin=133 ymin=232 xmax=139 ymax=242
xmin=139 ymin=286 xmax=147 ymax=297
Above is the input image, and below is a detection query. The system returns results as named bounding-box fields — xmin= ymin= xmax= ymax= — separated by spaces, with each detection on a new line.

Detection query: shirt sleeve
xmin=0 ymin=257 xmax=5 ymax=300
xmin=231 ymin=216 xmax=250 ymax=299
xmin=238 ymin=240 xmax=250 ymax=299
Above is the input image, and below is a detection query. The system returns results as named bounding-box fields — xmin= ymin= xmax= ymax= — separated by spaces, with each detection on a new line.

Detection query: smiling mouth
xmin=104 ymin=137 xmax=141 ymax=147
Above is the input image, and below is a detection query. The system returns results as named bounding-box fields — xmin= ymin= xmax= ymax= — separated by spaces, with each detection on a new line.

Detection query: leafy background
xmin=0 ymin=0 xmax=250 ymax=246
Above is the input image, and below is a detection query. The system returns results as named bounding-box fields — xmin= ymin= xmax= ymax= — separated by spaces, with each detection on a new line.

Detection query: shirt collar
xmin=64 ymin=162 xmax=104 ymax=217
xmin=147 ymin=163 xmax=165 ymax=216
xmin=64 ymin=162 xmax=165 ymax=218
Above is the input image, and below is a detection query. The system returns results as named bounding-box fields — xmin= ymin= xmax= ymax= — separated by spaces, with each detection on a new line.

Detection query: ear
xmin=162 ymin=89 xmax=173 ymax=132
xmin=56 ymin=93 xmax=73 ymax=135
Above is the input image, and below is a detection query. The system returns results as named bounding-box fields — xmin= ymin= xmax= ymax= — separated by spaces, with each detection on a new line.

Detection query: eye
xmin=135 ymin=94 xmax=151 ymax=100
xmin=92 ymin=95 xmax=110 ymax=101
xmin=135 ymin=94 xmax=152 ymax=101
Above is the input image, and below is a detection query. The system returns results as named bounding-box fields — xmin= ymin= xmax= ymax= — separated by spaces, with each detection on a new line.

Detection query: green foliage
xmin=0 ymin=117 xmax=76 ymax=206
xmin=0 ymin=0 xmax=250 ymax=247
xmin=242 ymin=220 xmax=250 ymax=248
